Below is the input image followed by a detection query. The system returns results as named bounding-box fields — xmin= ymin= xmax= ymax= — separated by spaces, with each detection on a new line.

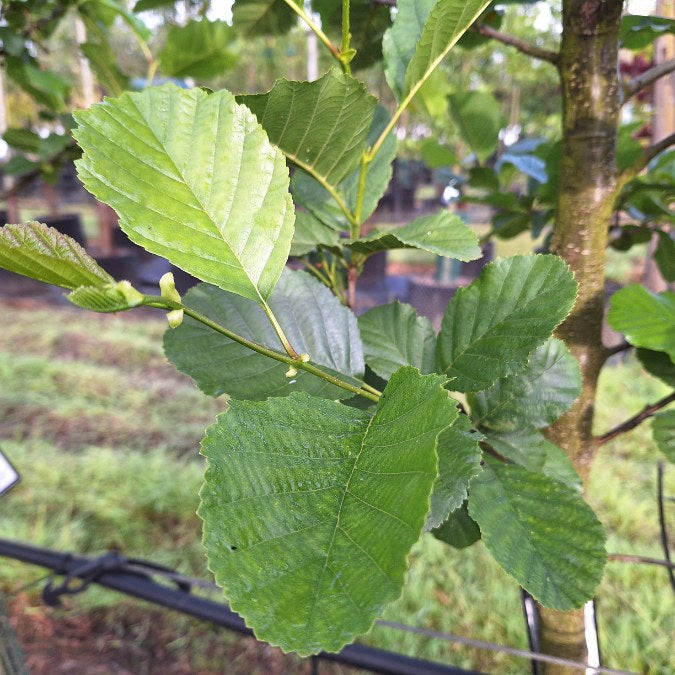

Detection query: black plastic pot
xmin=38 ymin=213 xmax=86 ymax=246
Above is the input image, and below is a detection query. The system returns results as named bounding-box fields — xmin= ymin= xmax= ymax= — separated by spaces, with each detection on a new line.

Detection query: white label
xmin=0 ymin=448 xmax=19 ymax=496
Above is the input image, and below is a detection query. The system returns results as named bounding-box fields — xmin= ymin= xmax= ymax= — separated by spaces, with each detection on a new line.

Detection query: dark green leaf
xmin=652 ymin=410 xmax=675 ymax=463
xmin=358 ymin=301 xmax=436 ymax=381
xmin=608 ymin=285 xmax=675 ymax=360
xmin=637 ymin=349 xmax=675 ymax=388
xmin=290 ymin=211 xmax=340 ymax=257
xmin=74 ymin=84 xmax=294 ymax=303
xmin=233 ymin=0 xmax=299 ymax=37
xmin=164 ymin=270 xmax=364 ymax=401
xmin=200 ymin=367 xmax=456 ymax=654
xmin=432 ymin=501 xmax=481 ymax=549
xmin=436 ymin=255 xmax=578 ymax=392
xmin=654 ymin=232 xmax=675 ymax=282
xmin=80 ymin=41 xmax=129 ymax=97
xmin=468 ymin=458 xmax=606 ymax=610
xmin=448 ymin=91 xmax=502 ymax=164
xmin=0 ymin=222 xmax=113 ymax=289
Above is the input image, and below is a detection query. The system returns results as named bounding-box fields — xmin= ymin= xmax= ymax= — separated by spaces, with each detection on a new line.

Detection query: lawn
xmin=0 ymin=299 xmax=672 ymax=673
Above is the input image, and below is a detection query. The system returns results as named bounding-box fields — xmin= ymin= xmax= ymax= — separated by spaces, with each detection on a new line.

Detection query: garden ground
xmin=0 ymin=292 xmax=672 ymax=674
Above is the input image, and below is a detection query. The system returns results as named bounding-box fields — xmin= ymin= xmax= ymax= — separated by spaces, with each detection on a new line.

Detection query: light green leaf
xmin=448 ymin=91 xmax=502 ymax=164
xmin=159 ymin=20 xmax=238 ymax=79
xmin=468 ymin=458 xmax=606 ymax=610
xmin=346 ymin=211 xmax=481 ymax=261
xmin=233 ymin=0 xmax=299 ymax=37
xmin=608 ymin=285 xmax=675 ymax=360
xmin=403 ymin=0 xmax=492 ymax=99
xmin=290 ymin=211 xmax=340 ymax=257
xmin=637 ymin=348 xmax=675 ymax=388
xmin=240 ymin=70 xmax=376 ymax=194
xmin=382 ymin=0 xmax=435 ymax=101
xmin=200 ymin=367 xmax=456 ymax=655
xmin=292 ymin=106 xmax=396 ymax=232
xmin=654 ymin=232 xmax=675 ymax=282
xmin=436 ymin=255 xmax=578 ymax=393
xmin=73 ymin=84 xmax=294 ymax=303
xmin=80 ymin=41 xmax=129 ymax=97
xmin=426 ymin=414 xmax=483 ymax=531
xmin=653 ymin=410 xmax=675 ymax=463
xmin=468 ymin=338 xmax=581 ymax=431
xmin=0 ymin=222 xmax=113 ymax=289
xmin=67 ymin=282 xmax=144 ymax=313
xmin=432 ymin=501 xmax=481 ymax=549
xmin=358 ymin=301 xmax=436 ymax=380
xmin=164 ymin=270 xmax=364 ymax=401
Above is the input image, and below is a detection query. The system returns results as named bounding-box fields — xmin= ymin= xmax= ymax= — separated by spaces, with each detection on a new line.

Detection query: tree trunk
xmin=541 ymin=1 xmax=624 ymax=672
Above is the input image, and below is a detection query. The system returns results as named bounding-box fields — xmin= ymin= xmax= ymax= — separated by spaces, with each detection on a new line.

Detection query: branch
xmin=476 ymin=24 xmax=559 ymax=65
xmin=607 ymin=553 xmax=675 ymax=569
xmin=595 ymin=392 xmax=675 ymax=446
xmin=624 ymin=58 xmax=675 ymax=100
xmin=603 ymin=341 xmax=632 ymax=360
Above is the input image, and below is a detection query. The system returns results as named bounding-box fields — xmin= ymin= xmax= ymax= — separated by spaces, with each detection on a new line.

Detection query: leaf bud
xmin=167 ymin=309 xmax=184 ymax=329
xmin=115 ymin=280 xmax=144 ymax=307
xmin=159 ymin=272 xmax=182 ymax=304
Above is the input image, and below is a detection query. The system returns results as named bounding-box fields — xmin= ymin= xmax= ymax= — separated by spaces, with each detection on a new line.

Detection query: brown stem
xmin=603 ymin=341 xmax=631 ymax=359
xmin=595 ymin=392 xmax=675 ymax=447
xmin=607 ymin=553 xmax=675 ymax=569
xmin=623 ymin=57 xmax=675 ymax=100
xmin=347 ymin=266 xmax=357 ymax=309
xmin=476 ymin=24 xmax=560 ymax=65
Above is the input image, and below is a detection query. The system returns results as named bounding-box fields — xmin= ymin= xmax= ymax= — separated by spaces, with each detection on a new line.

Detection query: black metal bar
xmin=0 ymin=539 xmax=479 ymax=675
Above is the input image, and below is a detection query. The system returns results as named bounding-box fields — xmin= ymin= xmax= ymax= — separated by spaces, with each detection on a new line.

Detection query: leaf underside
xmin=199 ymin=367 xmax=455 ymax=655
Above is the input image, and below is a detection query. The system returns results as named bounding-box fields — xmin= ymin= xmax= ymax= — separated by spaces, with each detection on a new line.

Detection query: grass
xmin=0 ymin=302 xmax=673 ymax=673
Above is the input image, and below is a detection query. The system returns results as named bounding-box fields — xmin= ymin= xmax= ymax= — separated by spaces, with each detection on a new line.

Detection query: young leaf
xmin=468 ymin=459 xmax=606 ymax=610
xmin=468 ymin=338 xmax=582 ymax=431
xmin=68 ymin=282 xmax=144 ymax=313
xmin=164 ymin=270 xmax=364 ymax=401
xmin=159 ymin=20 xmax=238 ymax=79
xmin=608 ymin=285 xmax=675 ymax=360
xmin=358 ymin=301 xmax=436 ymax=381
xmin=382 ymin=0 xmax=435 ymax=101
xmin=200 ymin=367 xmax=456 ymax=655
xmin=652 ymin=410 xmax=675 ymax=463
xmin=240 ymin=70 xmax=377 ymax=194
xmin=403 ymin=0 xmax=492 ymax=99
xmin=232 ymin=0 xmax=299 ymax=37
xmin=637 ymin=348 xmax=675 ymax=388
xmin=436 ymin=255 xmax=578 ymax=393
xmin=346 ymin=211 xmax=481 ymax=261
xmin=292 ymin=106 xmax=396 ymax=232
xmin=426 ymin=414 xmax=483 ymax=531
xmin=73 ymin=84 xmax=294 ymax=303
xmin=432 ymin=501 xmax=481 ymax=549
xmin=448 ymin=91 xmax=502 ymax=164
xmin=0 ymin=222 xmax=114 ymax=289
xmin=290 ymin=211 xmax=340 ymax=257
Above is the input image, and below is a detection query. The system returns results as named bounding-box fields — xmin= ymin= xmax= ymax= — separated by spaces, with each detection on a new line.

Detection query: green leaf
xmin=3 ymin=128 xmax=42 ymax=152
xmin=67 ymin=281 xmax=144 ymax=313
xmin=637 ymin=348 xmax=675 ymax=388
xmin=291 ymin=105 xmax=396 ymax=232
xmin=608 ymin=285 xmax=675 ymax=361
xmin=432 ymin=501 xmax=481 ymax=549
xmin=540 ymin=442 xmax=583 ymax=492
xmin=0 ymin=222 xmax=113 ymax=289
xmin=436 ymin=255 xmax=578 ymax=393
xmin=654 ymin=232 xmax=675 ymax=283
xmin=73 ymin=83 xmax=294 ymax=304
xmin=382 ymin=0 xmax=436 ymax=101
xmin=468 ymin=338 xmax=581 ymax=431
xmin=290 ymin=211 xmax=340 ymax=257
xmin=420 ymin=139 xmax=457 ymax=169
xmin=403 ymin=0 xmax=492 ymax=99
xmin=346 ymin=211 xmax=481 ymax=261
xmin=164 ymin=270 xmax=364 ymax=401
xmin=619 ymin=14 xmax=675 ymax=50
xmin=652 ymin=410 xmax=675 ymax=463
xmin=80 ymin=41 xmax=129 ymax=97
xmin=448 ymin=91 xmax=502 ymax=164
xmin=482 ymin=427 xmax=549 ymax=473
xmin=5 ymin=56 xmax=69 ymax=111
xmin=233 ymin=0 xmax=299 ymax=37
xmin=358 ymin=301 xmax=436 ymax=381
xmin=240 ymin=70 xmax=376 ymax=193
xmin=426 ymin=414 xmax=483 ymax=531
xmin=200 ymin=367 xmax=456 ymax=655
xmin=468 ymin=459 xmax=606 ymax=610
xmin=159 ymin=20 xmax=238 ymax=79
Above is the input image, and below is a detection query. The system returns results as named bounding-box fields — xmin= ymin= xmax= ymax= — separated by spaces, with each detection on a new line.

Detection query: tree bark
xmin=541 ymin=1 xmax=624 ymax=672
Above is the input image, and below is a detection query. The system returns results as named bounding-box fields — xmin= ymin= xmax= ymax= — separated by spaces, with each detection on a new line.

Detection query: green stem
xmin=281 ymin=0 xmax=342 ymax=66
xmin=352 ymin=153 xmax=370 ymax=236
xmin=143 ymin=296 xmax=380 ymax=403
xmin=340 ymin=0 xmax=352 ymax=75
xmin=261 ymin=300 xmax=299 ymax=359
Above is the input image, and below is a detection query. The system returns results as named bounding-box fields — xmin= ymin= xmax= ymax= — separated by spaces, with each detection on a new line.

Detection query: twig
xmin=607 ymin=553 xmax=675 ymax=569
xmin=603 ymin=341 xmax=632 ymax=359
xmin=595 ymin=392 xmax=675 ymax=446
xmin=624 ymin=58 xmax=675 ymax=100
xmin=657 ymin=463 xmax=675 ymax=594
xmin=476 ymin=24 xmax=559 ymax=65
